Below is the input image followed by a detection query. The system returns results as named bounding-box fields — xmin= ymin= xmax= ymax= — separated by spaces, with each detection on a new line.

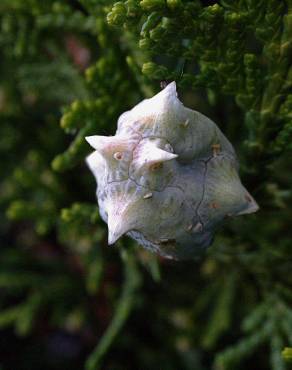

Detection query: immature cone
xmin=86 ymin=82 xmax=259 ymax=260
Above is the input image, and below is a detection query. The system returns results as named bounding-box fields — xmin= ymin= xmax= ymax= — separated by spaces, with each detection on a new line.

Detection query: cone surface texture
xmin=86 ymin=82 xmax=258 ymax=260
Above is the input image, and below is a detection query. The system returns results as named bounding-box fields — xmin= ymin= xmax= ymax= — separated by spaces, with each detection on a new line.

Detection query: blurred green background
xmin=0 ymin=0 xmax=292 ymax=369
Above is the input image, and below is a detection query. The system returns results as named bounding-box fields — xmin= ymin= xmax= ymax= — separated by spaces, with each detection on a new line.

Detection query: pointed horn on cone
xmin=162 ymin=81 xmax=177 ymax=95
xmin=236 ymin=193 xmax=259 ymax=215
xmin=146 ymin=146 xmax=178 ymax=165
xmin=85 ymin=135 xmax=129 ymax=157
xmin=85 ymin=135 xmax=105 ymax=150
xmin=134 ymin=142 xmax=178 ymax=170
xmin=107 ymin=211 xmax=132 ymax=245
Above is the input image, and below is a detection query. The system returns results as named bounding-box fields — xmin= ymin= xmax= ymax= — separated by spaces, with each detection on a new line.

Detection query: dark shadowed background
xmin=0 ymin=1 xmax=292 ymax=369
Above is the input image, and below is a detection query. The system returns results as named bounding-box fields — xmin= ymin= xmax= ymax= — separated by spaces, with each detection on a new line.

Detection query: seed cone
xmin=86 ymin=82 xmax=259 ymax=260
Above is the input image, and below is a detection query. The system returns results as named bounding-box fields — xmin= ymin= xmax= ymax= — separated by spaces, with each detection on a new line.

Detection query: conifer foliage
xmin=0 ymin=1 xmax=291 ymax=369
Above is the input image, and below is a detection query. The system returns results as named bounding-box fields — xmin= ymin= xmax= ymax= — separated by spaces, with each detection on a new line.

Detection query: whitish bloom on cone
xmin=86 ymin=82 xmax=259 ymax=260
